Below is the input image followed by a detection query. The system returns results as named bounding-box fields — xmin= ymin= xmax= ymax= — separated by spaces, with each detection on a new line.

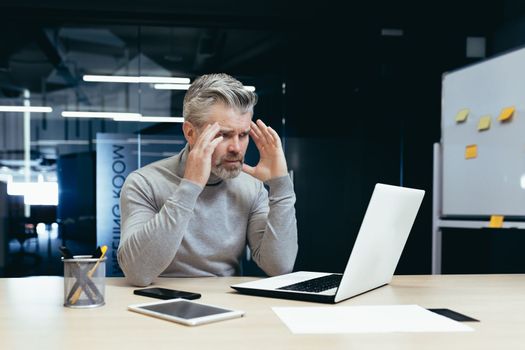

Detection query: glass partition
xmin=0 ymin=22 xmax=286 ymax=276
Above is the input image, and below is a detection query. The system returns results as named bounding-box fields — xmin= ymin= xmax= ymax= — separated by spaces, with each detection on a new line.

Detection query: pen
xmin=69 ymin=245 xmax=107 ymax=305
xmin=92 ymin=246 xmax=103 ymax=259
xmin=61 ymin=245 xmax=100 ymax=303
xmin=87 ymin=246 xmax=107 ymax=277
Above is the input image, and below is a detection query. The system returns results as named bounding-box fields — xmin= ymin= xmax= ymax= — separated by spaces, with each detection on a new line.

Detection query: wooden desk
xmin=1 ymin=274 xmax=524 ymax=349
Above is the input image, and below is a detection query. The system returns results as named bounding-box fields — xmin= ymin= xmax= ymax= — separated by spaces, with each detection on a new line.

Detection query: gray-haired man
xmin=118 ymin=73 xmax=298 ymax=286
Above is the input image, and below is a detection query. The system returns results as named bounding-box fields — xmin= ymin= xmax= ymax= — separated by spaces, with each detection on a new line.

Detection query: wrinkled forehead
xmin=205 ymin=103 xmax=252 ymax=132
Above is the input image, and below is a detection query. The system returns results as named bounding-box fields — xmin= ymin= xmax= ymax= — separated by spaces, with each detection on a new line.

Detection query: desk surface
xmin=1 ymin=274 xmax=524 ymax=349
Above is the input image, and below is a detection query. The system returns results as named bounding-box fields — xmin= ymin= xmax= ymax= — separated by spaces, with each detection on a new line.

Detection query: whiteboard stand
xmin=432 ymin=142 xmax=525 ymax=274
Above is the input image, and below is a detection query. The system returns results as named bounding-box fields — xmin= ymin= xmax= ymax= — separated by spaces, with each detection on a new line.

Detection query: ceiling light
xmin=139 ymin=77 xmax=190 ymax=84
xmin=31 ymin=140 xmax=90 ymax=146
xmin=153 ymin=84 xmax=255 ymax=92
xmin=0 ymin=106 xmax=53 ymax=113
xmin=62 ymin=111 xmax=142 ymax=118
xmin=83 ymin=75 xmax=190 ymax=84
xmin=141 ymin=116 xmax=184 ymax=123
xmin=153 ymin=83 xmax=191 ymax=90
xmin=112 ymin=115 xmax=142 ymax=122
xmin=113 ymin=115 xmax=184 ymax=123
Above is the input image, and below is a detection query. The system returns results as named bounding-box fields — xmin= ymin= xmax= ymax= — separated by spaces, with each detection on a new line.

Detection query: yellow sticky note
xmin=489 ymin=215 xmax=504 ymax=228
xmin=465 ymin=144 xmax=477 ymax=159
xmin=477 ymin=115 xmax=491 ymax=131
xmin=455 ymin=109 xmax=469 ymax=123
xmin=497 ymin=106 xmax=515 ymax=122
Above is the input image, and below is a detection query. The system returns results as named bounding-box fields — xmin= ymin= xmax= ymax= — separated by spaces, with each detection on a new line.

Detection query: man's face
xmin=195 ymin=103 xmax=252 ymax=179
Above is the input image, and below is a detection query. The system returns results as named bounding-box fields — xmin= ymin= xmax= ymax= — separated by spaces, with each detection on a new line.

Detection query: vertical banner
xmin=96 ymin=133 xmax=137 ymax=276
xmin=96 ymin=133 xmax=186 ymax=276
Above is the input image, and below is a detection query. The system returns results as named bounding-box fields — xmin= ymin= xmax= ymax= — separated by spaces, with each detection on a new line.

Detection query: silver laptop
xmin=231 ymin=183 xmax=425 ymax=304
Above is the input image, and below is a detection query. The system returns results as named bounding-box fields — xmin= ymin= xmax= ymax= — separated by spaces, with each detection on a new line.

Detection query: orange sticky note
xmin=477 ymin=115 xmax=491 ymax=131
xmin=497 ymin=106 xmax=515 ymax=122
xmin=455 ymin=109 xmax=469 ymax=123
xmin=489 ymin=215 xmax=504 ymax=228
xmin=465 ymin=144 xmax=477 ymax=159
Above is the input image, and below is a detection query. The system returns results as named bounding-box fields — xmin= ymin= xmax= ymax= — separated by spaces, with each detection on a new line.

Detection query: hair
xmin=183 ymin=73 xmax=258 ymax=127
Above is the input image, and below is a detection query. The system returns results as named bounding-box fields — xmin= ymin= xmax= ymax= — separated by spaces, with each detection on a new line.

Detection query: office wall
xmin=281 ymin=3 xmax=499 ymax=274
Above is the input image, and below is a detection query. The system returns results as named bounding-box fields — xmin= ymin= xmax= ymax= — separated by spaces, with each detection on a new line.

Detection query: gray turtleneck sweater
xmin=117 ymin=144 xmax=298 ymax=286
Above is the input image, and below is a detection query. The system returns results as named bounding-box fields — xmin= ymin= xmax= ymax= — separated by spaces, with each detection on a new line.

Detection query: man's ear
xmin=182 ymin=121 xmax=198 ymax=146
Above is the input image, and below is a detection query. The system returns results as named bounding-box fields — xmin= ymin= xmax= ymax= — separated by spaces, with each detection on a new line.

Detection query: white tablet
xmin=128 ymin=298 xmax=245 ymax=326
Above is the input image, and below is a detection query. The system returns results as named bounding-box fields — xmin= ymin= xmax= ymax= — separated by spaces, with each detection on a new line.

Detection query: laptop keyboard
xmin=277 ymin=274 xmax=343 ymax=293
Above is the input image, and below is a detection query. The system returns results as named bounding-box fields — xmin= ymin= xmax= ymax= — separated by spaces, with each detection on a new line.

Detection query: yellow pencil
xmin=69 ymin=245 xmax=107 ymax=305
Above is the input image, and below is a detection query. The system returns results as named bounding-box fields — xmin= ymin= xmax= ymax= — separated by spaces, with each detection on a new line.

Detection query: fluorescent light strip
xmin=31 ymin=140 xmax=90 ymax=146
xmin=0 ymin=106 xmax=53 ymax=113
xmin=62 ymin=111 xmax=142 ymax=118
xmin=141 ymin=116 xmax=184 ymax=123
xmin=139 ymin=77 xmax=190 ymax=84
xmin=84 ymin=75 xmax=140 ymax=83
xmin=112 ymin=115 xmax=142 ymax=122
xmin=113 ymin=115 xmax=184 ymax=123
xmin=63 ymin=112 xmax=183 ymax=123
xmin=83 ymin=75 xmax=190 ymax=84
xmin=153 ymin=83 xmax=255 ymax=92
xmin=153 ymin=83 xmax=191 ymax=90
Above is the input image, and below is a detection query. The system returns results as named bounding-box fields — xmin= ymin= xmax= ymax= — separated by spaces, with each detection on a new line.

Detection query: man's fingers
xmin=202 ymin=122 xmax=221 ymax=143
xmin=256 ymin=119 xmax=274 ymax=145
xmin=192 ymin=123 xmax=211 ymax=148
xmin=267 ymin=126 xmax=281 ymax=145
xmin=249 ymin=127 xmax=264 ymax=150
xmin=249 ymin=121 xmax=266 ymax=149
xmin=250 ymin=121 xmax=264 ymax=141
xmin=208 ymin=135 xmax=223 ymax=150
xmin=195 ymin=122 xmax=221 ymax=149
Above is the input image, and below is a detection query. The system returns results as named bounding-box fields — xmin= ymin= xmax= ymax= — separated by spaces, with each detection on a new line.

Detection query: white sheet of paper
xmin=272 ymin=304 xmax=474 ymax=334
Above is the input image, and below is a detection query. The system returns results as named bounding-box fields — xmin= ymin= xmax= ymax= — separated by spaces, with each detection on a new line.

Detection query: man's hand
xmin=243 ymin=119 xmax=288 ymax=182
xmin=184 ymin=122 xmax=223 ymax=187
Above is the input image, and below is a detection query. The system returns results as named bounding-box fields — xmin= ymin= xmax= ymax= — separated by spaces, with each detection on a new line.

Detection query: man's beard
xmin=211 ymin=153 xmax=244 ymax=180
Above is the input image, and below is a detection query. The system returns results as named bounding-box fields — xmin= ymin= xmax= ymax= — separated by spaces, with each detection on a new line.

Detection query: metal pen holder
xmin=63 ymin=255 xmax=106 ymax=308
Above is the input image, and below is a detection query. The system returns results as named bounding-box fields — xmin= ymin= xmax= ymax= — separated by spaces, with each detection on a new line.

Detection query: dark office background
xmin=1 ymin=0 xmax=525 ymax=276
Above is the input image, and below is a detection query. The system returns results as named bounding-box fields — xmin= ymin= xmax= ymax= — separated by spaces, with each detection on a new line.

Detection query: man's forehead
xmin=207 ymin=103 xmax=252 ymax=124
xmin=219 ymin=125 xmax=251 ymax=133
xmin=209 ymin=115 xmax=252 ymax=132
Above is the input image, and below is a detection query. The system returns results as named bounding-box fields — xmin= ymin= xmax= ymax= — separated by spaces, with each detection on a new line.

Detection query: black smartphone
xmin=134 ymin=287 xmax=201 ymax=300
xmin=427 ymin=308 xmax=479 ymax=322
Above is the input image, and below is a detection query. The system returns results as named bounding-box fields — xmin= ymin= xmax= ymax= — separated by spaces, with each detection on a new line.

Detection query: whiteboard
xmin=442 ymin=47 xmax=525 ymax=217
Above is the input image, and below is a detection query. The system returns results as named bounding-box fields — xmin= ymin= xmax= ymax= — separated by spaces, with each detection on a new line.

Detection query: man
xmin=118 ymin=73 xmax=298 ymax=286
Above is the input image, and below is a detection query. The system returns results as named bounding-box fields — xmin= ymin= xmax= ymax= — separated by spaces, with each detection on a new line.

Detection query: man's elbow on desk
xmin=259 ymin=257 xmax=297 ymax=277
xmin=121 ymin=270 xmax=154 ymax=287
xmin=117 ymin=254 xmax=154 ymax=287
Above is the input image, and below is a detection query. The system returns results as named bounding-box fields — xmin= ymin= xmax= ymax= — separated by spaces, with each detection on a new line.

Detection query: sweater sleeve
xmin=246 ymin=174 xmax=298 ymax=276
xmin=117 ymin=172 xmax=203 ymax=286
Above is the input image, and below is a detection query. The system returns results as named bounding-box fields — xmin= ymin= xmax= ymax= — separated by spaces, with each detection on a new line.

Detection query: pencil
xmin=69 ymin=245 xmax=107 ymax=305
